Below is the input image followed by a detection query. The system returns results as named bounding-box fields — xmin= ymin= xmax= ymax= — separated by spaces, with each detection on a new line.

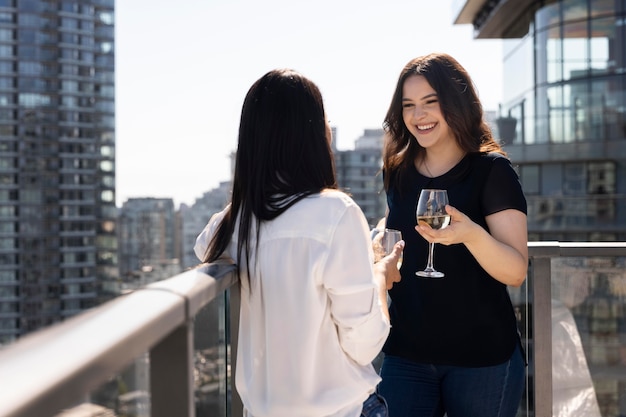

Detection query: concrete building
xmin=0 ymin=0 xmax=116 ymax=345
xmin=117 ymin=197 xmax=179 ymax=283
xmin=334 ymin=128 xmax=387 ymax=226
xmin=180 ymin=181 xmax=232 ymax=269
xmin=455 ymin=0 xmax=626 ymax=242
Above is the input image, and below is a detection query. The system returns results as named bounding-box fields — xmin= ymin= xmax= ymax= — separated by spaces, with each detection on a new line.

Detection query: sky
xmin=115 ymin=0 xmax=503 ymax=208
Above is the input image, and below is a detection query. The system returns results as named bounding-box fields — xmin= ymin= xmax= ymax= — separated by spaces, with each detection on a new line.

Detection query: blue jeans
xmin=361 ymin=392 xmax=388 ymax=417
xmin=378 ymin=343 xmax=525 ymax=417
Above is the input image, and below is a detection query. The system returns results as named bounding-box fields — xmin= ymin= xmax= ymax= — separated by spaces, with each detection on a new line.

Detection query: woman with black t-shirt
xmin=377 ymin=53 xmax=528 ymax=417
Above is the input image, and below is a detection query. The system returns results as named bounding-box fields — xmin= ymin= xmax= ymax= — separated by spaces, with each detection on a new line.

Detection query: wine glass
xmin=382 ymin=228 xmax=403 ymax=270
xmin=415 ymin=189 xmax=450 ymax=278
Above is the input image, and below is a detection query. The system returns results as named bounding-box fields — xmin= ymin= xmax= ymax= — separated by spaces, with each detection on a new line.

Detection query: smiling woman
xmin=378 ymin=52 xmax=528 ymax=417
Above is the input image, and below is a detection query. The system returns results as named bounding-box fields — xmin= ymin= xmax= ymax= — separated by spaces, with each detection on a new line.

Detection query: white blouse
xmin=194 ymin=189 xmax=390 ymax=417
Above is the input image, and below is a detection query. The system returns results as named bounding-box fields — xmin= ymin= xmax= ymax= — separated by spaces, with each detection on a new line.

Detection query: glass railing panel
xmin=193 ymin=290 xmax=229 ymax=417
xmin=51 ymin=291 xmax=232 ymax=417
xmin=52 ymin=352 xmax=151 ymax=416
xmin=551 ymin=255 xmax=626 ymax=417
xmin=508 ymin=269 xmax=532 ymax=417
xmin=510 ymin=251 xmax=626 ymax=417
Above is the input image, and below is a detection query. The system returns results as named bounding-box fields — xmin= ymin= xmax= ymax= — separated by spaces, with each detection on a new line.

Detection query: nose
xmin=412 ymin=104 xmax=425 ymax=119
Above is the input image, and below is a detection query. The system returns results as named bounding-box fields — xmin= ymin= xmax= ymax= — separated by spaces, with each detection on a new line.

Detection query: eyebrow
xmin=402 ymin=93 xmax=438 ymax=102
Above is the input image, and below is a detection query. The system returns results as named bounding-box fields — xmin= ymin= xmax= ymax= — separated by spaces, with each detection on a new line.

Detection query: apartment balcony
xmin=0 ymin=243 xmax=625 ymax=417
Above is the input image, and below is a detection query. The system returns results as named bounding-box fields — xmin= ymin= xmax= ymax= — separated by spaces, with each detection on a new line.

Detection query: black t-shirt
xmin=384 ymin=152 xmax=527 ymax=367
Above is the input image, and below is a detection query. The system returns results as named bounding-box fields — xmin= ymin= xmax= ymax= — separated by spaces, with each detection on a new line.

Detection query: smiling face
xmin=401 ymin=75 xmax=454 ymax=151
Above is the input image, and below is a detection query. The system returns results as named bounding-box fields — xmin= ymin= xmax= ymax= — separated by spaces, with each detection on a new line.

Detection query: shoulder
xmin=194 ymin=204 xmax=230 ymax=261
xmin=269 ymin=189 xmax=367 ymax=241
xmin=471 ymin=152 xmax=515 ymax=173
xmin=320 ymin=189 xmax=359 ymax=206
xmin=478 ymin=154 xmax=527 ymax=214
xmin=208 ymin=204 xmax=229 ymax=228
xmin=469 ymin=153 xmax=520 ymax=183
xmin=297 ymin=189 xmax=358 ymax=211
xmin=279 ymin=189 xmax=362 ymax=225
xmin=474 ymin=152 xmax=509 ymax=164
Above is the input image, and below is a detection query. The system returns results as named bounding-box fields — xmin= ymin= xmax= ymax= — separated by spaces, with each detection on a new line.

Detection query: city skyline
xmin=115 ymin=0 xmax=504 ymax=208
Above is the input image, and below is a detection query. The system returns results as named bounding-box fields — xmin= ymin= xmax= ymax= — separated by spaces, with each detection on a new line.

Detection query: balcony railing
xmin=0 ymin=260 xmax=241 ymax=417
xmin=0 ymin=242 xmax=625 ymax=417
xmin=520 ymin=242 xmax=626 ymax=417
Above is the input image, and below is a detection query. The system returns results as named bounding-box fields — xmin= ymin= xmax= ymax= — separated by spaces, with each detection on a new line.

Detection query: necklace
xmin=421 ymin=152 xmax=466 ymax=178
xmin=422 ymin=157 xmax=434 ymax=178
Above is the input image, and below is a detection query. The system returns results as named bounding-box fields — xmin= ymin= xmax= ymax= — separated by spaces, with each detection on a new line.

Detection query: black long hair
xmin=203 ymin=69 xmax=337 ymax=279
xmin=382 ymin=52 xmax=505 ymax=192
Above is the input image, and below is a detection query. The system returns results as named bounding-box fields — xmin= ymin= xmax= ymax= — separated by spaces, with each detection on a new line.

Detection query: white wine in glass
xmin=415 ymin=189 xmax=450 ymax=278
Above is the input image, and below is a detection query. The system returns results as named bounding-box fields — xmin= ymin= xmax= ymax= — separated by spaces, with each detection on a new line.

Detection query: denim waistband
xmin=361 ymin=392 xmax=388 ymax=417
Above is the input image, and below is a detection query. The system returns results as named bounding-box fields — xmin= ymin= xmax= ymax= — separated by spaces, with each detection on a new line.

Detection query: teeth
xmin=417 ymin=123 xmax=435 ymax=130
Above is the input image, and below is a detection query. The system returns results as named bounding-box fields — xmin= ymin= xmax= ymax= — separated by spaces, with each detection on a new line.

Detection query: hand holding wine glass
xmin=373 ymin=228 xmax=403 ymax=270
xmin=415 ymin=189 xmax=450 ymax=278
xmin=382 ymin=229 xmax=403 ymax=270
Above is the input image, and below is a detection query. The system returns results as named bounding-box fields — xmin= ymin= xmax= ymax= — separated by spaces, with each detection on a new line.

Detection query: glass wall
xmin=501 ymin=0 xmax=626 ymax=242
xmin=502 ymin=0 xmax=626 ymax=146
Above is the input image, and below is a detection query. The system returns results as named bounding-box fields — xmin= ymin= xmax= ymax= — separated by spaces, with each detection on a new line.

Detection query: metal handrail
xmin=528 ymin=240 xmax=626 ymax=257
xmin=0 ymin=261 xmax=238 ymax=417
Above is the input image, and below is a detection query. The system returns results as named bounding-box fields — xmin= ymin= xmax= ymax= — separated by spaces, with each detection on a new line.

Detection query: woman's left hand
xmin=416 ymin=204 xmax=529 ymax=287
xmin=415 ymin=204 xmax=478 ymax=246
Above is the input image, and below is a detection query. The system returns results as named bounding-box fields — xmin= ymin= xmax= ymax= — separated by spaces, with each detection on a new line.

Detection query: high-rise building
xmin=180 ymin=181 xmax=231 ymax=269
xmin=117 ymin=198 xmax=178 ymax=281
xmin=455 ymin=0 xmax=626 ymax=241
xmin=334 ymin=128 xmax=387 ymax=226
xmin=0 ymin=0 xmax=116 ymax=345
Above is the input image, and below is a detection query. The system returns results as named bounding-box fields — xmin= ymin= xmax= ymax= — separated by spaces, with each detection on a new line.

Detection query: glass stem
xmin=426 ymin=242 xmax=435 ymax=270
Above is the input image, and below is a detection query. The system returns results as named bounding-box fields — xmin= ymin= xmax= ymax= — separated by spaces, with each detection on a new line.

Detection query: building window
xmin=587 ymin=161 xmax=615 ymax=194
xmin=563 ymin=162 xmax=586 ymax=195
xmin=0 ymin=237 xmax=15 ymax=249
xmin=101 ymin=190 xmax=114 ymax=202
xmin=0 ymin=45 xmax=12 ymax=57
xmin=563 ymin=21 xmax=588 ymax=80
xmin=520 ymin=164 xmax=540 ymax=195
xmin=0 ymin=270 xmax=16 ymax=283
xmin=0 ymin=28 xmax=12 ymax=41
xmin=0 ymin=12 xmax=13 ymax=23
xmin=0 ymin=76 xmax=13 ymax=89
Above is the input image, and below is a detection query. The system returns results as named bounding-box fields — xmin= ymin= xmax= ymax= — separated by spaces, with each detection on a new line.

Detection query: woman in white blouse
xmin=194 ymin=69 xmax=403 ymax=417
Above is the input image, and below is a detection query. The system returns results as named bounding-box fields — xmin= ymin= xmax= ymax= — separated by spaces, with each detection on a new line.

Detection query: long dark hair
xmin=203 ymin=69 xmax=338 ymax=278
xmin=382 ymin=52 xmax=505 ymax=192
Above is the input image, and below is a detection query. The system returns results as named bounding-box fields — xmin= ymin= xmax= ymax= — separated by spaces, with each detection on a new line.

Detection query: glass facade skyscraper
xmin=0 ymin=0 xmax=116 ymax=345
xmin=457 ymin=0 xmax=626 ymax=241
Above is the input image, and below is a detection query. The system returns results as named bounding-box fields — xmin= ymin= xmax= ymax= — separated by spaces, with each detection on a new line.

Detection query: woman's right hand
xmin=374 ymin=240 xmax=404 ymax=290
xmin=372 ymin=229 xmax=385 ymax=263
